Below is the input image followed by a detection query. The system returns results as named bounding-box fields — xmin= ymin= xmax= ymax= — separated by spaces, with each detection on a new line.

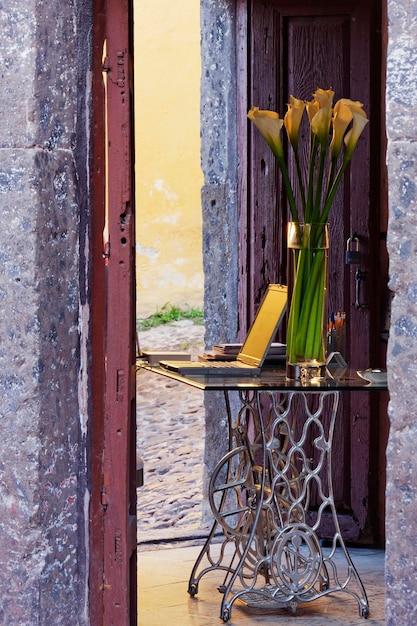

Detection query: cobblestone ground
xmin=136 ymin=321 xmax=209 ymax=543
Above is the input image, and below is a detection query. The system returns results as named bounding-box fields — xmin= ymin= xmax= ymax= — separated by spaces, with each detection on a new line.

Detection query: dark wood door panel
xmin=240 ymin=0 xmax=386 ymax=543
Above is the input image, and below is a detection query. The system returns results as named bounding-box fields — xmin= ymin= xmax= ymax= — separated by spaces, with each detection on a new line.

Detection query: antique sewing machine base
xmin=187 ymin=389 xmax=369 ymax=622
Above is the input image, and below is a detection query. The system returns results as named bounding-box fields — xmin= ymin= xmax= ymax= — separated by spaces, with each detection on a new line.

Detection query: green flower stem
xmin=304 ymin=280 xmax=320 ymax=358
xmin=289 ymin=251 xmax=326 ymax=361
xmin=321 ymin=156 xmax=350 ymax=223
xmin=325 ymin=158 xmax=338 ymax=203
xmin=287 ymin=225 xmax=328 ymax=365
xmin=295 ymin=249 xmax=325 ymax=351
xmin=313 ymin=147 xmax=327 ymax=223
xmin=311 ymin=260 xmax=326 ymax=359
xmin=286 ymin=249 xmax=304 ymax=362
xmin=294 ymin=150 xmax=306 ymax=213
xmin=277 ymin=155 xmax=299 ymax=222
xmin=306 ymin=138 xmax=319 ymax=222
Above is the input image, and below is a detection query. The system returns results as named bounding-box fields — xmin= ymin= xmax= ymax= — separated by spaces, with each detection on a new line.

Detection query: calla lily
xmin=305 ymin=99 xmax=319 ymax=125
xmin=284 ymin=96 xmax=305 ymax=150
xmin=306 ymin=88 xmax=333 ymax=122
xmin=331 ymin=98 xmax=368 ymax=160
xmin=310 ymin=89 xmax=334 ymax=146
xmin=314 ymin=87 xmax=335 ymax=108
xmin=247 ymin=107 xmax=284 ymax=159
xmin=330 ymin=101 xmax=354 ymax=159
xmin=311 ymin=107 xmax=332 ymax=145
xmin=343 ymin=109 xmax=369 ymax=161
xmin=336 ymin=98 xmax=367 ymax=117
xmin=248 ymin=106 xmax=298 ymax=221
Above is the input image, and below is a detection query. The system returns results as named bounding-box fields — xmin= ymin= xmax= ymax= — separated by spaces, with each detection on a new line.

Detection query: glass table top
xmin=137 ymin=360 xmax=388 ymax=392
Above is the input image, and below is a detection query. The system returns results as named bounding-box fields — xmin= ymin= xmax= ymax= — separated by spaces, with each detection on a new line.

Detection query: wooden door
xmin=91 ymin=0 xmax=137 ymax=623
xmin=237 ymin=0 xmax=388 ymax=544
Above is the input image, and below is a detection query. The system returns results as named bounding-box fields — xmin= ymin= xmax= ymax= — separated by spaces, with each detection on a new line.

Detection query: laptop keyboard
xmin=195 ymin=361 xmax=255 ymax=369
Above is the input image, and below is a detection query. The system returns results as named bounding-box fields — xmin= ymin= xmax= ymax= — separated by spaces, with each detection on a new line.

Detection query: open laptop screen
xmin=238 ymin=284 xmax=287 ymax=367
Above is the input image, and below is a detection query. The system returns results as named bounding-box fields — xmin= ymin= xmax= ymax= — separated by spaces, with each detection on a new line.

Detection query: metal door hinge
xmin=101 ymin=487 xmax=109 ymax=510
xmin=103 ymin=241 xmax=110 ymax=259
xmin=102 ymin=55 xmax=110 ymax=73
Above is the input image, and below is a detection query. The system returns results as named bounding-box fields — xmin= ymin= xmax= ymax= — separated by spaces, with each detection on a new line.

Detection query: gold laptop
xmin=159 ymin=284 xmax=287 ymax=376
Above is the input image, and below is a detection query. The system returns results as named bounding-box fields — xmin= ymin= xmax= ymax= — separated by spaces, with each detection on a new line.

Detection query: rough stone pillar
xmin=0 ymin=1 xmax=92 ymax=623
xmin=386 ymin=0 xmax=417 ymax=623
xmin=200 ymin=0 xmax=240 ymax=519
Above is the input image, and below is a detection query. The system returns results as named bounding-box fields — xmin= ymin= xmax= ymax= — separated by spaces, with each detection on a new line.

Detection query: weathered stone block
xmin=0 ymin=141 xmax=87 ymax=622
xmin=0 ymin=0 xmax=91 ymax=621
xmin=386 ymin=0 xmax=417 ymax=142
xmin=385 ymin=429 xmax=417 ymax=624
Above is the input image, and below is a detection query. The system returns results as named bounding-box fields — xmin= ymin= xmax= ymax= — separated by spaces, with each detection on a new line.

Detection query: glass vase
xmin=286 ymin=222 xmax=329 ymax=383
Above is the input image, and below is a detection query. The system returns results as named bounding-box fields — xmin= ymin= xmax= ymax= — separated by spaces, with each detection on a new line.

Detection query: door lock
xmin=345 ymin=234 xmax=361 ymax=265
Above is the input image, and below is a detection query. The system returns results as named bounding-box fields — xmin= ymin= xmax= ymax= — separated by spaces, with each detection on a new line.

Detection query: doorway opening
xmin=133 ymin=0 xmax=207 ymax=545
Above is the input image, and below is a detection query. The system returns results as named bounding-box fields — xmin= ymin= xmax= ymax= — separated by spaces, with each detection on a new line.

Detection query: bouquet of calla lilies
xmin=248 ymin=88 xmax=368 ymax=226
xmin=248 ymin=89 xmax=368 ymax=371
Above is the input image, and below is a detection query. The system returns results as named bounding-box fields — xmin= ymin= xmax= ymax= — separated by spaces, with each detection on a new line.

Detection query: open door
xmin=91 ymin=0 xmax=137 ymax=623
xmin=238 ymin=0 xmax=388 ymax=545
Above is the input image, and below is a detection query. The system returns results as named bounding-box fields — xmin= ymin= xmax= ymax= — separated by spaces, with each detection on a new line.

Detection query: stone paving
xmin=136 ymin=321 xmax=209 ymax=544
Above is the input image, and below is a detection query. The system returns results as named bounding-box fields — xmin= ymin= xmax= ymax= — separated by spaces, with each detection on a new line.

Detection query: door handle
xmin=354 ymin=268 xmax=365 ymax=309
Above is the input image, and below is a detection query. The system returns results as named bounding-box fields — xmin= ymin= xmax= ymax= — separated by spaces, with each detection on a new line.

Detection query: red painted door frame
xmin=91 ymin=0 xmax=137 ymax=624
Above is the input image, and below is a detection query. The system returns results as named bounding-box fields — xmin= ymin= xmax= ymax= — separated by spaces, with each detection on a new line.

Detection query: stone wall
xmin=0 ymin=0 xmax=92 ymax=623
xmin=385 ymin=0 xmax=417 ymax=623
xmin=200 ymin=0 xmax=239 ymax=349
xmin=200 ymin=0 xmax=240 ymax=514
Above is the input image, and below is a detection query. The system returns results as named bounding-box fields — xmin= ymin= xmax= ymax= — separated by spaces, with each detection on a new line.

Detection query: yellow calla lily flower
xmin=309 ymin=89 xmax=334 ymax=145
xmin=311 ymin=108 xmax=332 ymax=145
xmin=335 ymin=98 xmax=367 ymax=118
xmin=330 ymin=98 xmax=368 ymax=159
xmin=344 ymin=110 xmax=369 ymax=161
xmin=306 ymin=88 xmax=333 ymax=123
xmin=305 ymin=100 xmax=319 ymax=125
xmin=330 ymin=101 xmax=354 ymax=159
xmin=247 ymin=107 xmax=284 ymax=159
xmin=314 ymin=88 xmax=335 ymax=109
xmin=284 ymin=96 xmax=305 ymax=150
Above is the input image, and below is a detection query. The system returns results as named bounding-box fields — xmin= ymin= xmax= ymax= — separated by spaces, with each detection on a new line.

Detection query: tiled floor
xmin=138 ymin=540 xmax=385 ymax=625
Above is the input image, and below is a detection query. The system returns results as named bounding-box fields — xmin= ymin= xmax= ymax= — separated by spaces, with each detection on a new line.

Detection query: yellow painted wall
xmin=134 ymin=0 xmax=204 ymax=318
